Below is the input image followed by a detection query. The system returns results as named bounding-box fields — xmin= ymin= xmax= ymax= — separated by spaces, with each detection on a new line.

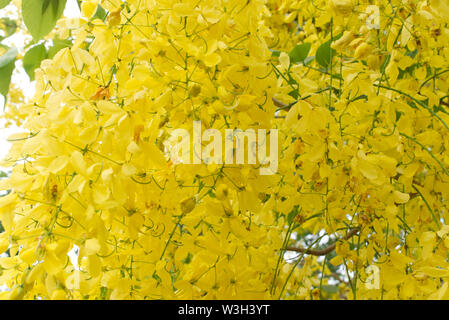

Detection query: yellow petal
xmin=48 ymin=156 xmax=69 ymax=174
xmin=279 ymin=52 xmax=290 ymax=70
xmin=84 ymin=238 xmax=101 ymax=256
xmin=393 ymin=190 xmax=410 ymax=204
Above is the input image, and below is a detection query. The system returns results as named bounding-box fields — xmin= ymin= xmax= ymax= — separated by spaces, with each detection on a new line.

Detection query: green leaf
xmin=0 ymin=62 xmax=15 ymax=98
xmin=289 ymin=43 xmax=311 ymax=64
xmin=22 ymin=0 xmax=67 ymax=40
xmin=315 ymin=33 xmax=343 ymax=69
xmin=47 ymin=38 xmax=72 ymax=59
xmin=0 ymin=17 xmax=17 ymax=40
xmin=315 ymin=40 xmax=335 ymax=69
xmin=23 ymin=44 xmax=47 ymax=81
xmin=271 ymin=50 xmax=281 ymax=57
xmin=0 ymin=47 xmax=17 ymax=98
xmin=0 ymin=46 xmax=17 ymax=68
xmin=92 ymin=5 xmax=108 ymax=21
xmin=0 ymin=171 xmax=7 ymax=178
xmin=0 ymin=0 xmax=10 ymax=9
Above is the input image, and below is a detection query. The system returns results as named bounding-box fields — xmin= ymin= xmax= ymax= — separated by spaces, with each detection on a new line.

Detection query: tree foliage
xmin=1 ymin=0 xmax=449 ymax=300
xmin=0 ymin=0 xmax=71 ymax=106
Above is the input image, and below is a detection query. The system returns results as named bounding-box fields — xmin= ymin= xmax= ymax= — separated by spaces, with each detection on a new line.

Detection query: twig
xmin=272 ymin=97 xmax=300 ymax=112
xmin=272 ymin=97 xmax=289 ymax=109
xmin=283 ymin=228 xmax=359 ymax=256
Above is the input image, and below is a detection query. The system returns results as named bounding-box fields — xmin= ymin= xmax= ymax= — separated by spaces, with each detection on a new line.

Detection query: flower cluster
xmin=0 ymin=0 xmax=449 ymax=300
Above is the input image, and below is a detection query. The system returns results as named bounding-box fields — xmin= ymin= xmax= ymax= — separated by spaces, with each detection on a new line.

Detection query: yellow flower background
xmin=0 ymin=0 xmax=449 ymax=300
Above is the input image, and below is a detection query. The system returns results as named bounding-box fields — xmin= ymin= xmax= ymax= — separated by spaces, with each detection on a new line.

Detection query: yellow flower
xmin=331 ymin=0 xmax=354 ymax=16
xmin=80 ymin=0 xmax=99 ymax=19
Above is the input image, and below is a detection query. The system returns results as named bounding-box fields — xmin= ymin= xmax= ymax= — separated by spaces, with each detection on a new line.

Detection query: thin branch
xmin=272 ymin=97 xmax=300 ymax=112
xmin=283 ymin=228 xmax=359 ymax=256
xmin=272 ymin=97 xmax=289 ymax=109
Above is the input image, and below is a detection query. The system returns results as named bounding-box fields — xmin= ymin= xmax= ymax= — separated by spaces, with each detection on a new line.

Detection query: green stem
xmin=400 ymin=132 xmax=449 ymax=177
xmin=412 ymin=184 xmax=440 ymax=229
